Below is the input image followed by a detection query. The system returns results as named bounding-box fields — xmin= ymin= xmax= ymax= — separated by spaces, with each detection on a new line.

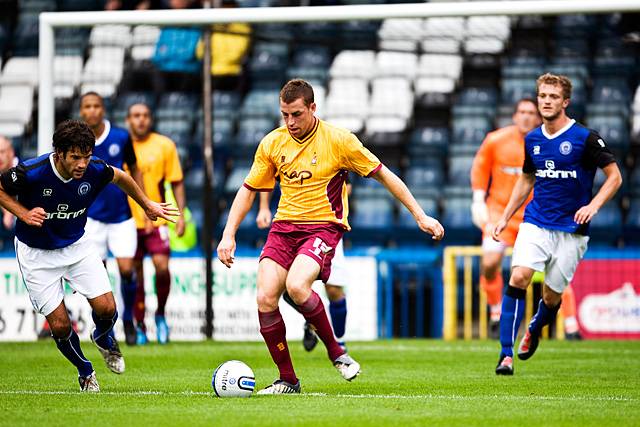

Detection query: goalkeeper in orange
xmin=470 ymin=98 xmax=581 ymax=339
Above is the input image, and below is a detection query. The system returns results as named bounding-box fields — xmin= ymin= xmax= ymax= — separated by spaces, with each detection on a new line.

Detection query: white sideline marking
xmin=0 ymin=390 xmax=634 ymax=402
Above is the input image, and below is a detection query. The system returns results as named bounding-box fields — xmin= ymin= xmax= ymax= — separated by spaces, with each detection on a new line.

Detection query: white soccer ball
xmin=212 ymin=360 xmax=255 ymax=398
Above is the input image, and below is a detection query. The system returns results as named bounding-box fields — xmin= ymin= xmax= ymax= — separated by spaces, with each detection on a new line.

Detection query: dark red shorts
xmin=135 ymin=225 xmax=171 ymax=260
xmin=260 ymin=221 xmax=345 ymax=283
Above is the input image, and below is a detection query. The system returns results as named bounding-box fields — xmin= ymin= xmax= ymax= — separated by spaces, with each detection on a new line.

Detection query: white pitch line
xmin=0 ymin=390 xmax=634 ymax=402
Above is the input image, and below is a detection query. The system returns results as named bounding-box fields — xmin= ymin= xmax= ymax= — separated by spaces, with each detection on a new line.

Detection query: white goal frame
xmin=38 ymin=0 xmax=640 ymax=152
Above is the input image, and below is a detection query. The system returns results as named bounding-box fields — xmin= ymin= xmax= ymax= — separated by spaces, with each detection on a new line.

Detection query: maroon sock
xmin=155 ymin=269 xmax=170 ymax=316
xmin=134 ymin=273 xmax=146 ymax=326
xmin=259 ymin=309 xmax=297 ymax=384
xmin=299 ymin=291 xmax=345 ymax=361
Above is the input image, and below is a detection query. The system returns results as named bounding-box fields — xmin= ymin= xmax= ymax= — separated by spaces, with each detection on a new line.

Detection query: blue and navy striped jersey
xmin=87 ymin=120 xmax=136 ymax=223
xmin=523 ymin=120 xmax=616 ymax=235
xmin=0 ymin=153 xmax=114 ymax=249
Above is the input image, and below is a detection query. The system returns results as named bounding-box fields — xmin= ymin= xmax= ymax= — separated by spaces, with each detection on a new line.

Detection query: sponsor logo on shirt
xmin=536 ymin=159 xmax=577 ymax=179
xmin=533 ymin=146 xmax=540 ymax=155
xmin=43 ymin=188 xmax=52 ymax=196
xmin=45 ymin=205 xmax=86 ymax=220
xmin=279 ymin=166 xmax=312 ymax=185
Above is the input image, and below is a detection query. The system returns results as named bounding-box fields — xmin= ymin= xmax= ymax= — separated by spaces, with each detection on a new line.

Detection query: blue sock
xmin=499 ymin=286 xmax=526 ymax=358
xmin=54 ymin=329 xmax=93 ymax=377
xmin=120 ymin=272 xmax=137 ymax=322
xmin=329 ymin=298 xmax=347 ymax=339
xmin=92 ymin=310 xmax=118 ymax=350
xmin=529 ymin=299 xmax=560 ymax=336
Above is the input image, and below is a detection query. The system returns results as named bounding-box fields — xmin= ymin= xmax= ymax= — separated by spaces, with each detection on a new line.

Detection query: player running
xmin=79 ymin=92 xmax=144 ymax=346
xmin=493 ymin=73 xmax=622 ymax=375
xmin=218 ymin=79 xmax=444 ymax=394
xmin=0 ymin=120 xmax=178 ymax=391
xmin=126 ymin=103 xmax=186 ymax=345
xmin=257 ymin=189 xmax=350 ymax=352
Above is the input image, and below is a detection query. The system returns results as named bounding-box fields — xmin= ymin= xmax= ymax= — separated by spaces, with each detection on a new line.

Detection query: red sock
xmin=299 ymin=291 xmax=345 ymax=361
xmin=134 ymin=273 xmax=146 ymax=326
xmin=258 ymin=309 xmax=297 ymax=384
xmin=155 ymin=269 xmax=170 ymax=316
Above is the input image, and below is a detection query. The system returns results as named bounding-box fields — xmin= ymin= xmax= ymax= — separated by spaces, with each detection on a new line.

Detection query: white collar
xmin=541 ymin=119 xmax=575 ymax=140
xmin=49 ymin=153 xmax=72 ymax=183
xmin=95 ymin=120 xmax=111 ymax=146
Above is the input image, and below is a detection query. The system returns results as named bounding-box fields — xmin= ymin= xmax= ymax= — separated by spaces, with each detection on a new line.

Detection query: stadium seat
xmin=239 ymin=89 xmax=280 ymax=120
xmin=591 ymin=79 xmax=632 ymax=105
xmin=339 ymin=21 xmax=380 ymax=50
xmin=81 ymin=47 xmax=126 ymax=88
xmin=369 ymin=77 xmax=414 ymax=125
xmin=623 ymin=199 xmax=640 ymax=244
xmin=423 ymin=17 xmax=465 ymax=42
xmin=0 ymin=57 xmax=39 ymax=87
xmin=395 ymin=197 xmax=440 ymax=243
xmin=248 ymin=42 xmax=289 ymax=88
xmin=589 ymin=203 xmax=623 ymax=245
xmin=442 ymin=197 xmax=477 ymax=244
xmin=329 ymin=50 xmax=376 ymax=80
xmin=155 ymin=119 xmax=192 ymax=140
xmin=234 ymin=117 xmax=275 ymax=151
xmin=224 ymin=165 xmax=251 ymax=195
xmin=451 ymin=116 xmax=492 ymax=146
xmin=374 ymin=51 xmax=418 ymax=79
xmin=554 ymin=14 xmax=598 ymax=38
xmin=378 ymin=18 xmax=424 ymax=52
xmin=501 ymin=78 xmax=537 ymax=104
xmin=20 ymin=0 xmax=56 ymax=13
xmin=55 ymin=27 xmax=90 ymax=56
xmin=0 ymin=85 xmax=34 ymax=125
xmin=54 ymin=56 xmax=83 ymax=99
xmin=418 ymin=54 xmax=463 ymax=80
xmin=11 ymin=14 xmax=39 ymax=56
xmin=404 ymin=164 xmax=445 ymax=197
xmin=447 ymin=151 xmax=475 ymax=188
xmin=349 ymin=196 xmax=394 ymax=245
xmin=407 ymin=126 xmax=449 ymax=159
xmin=131 ymin=25 xmax=161 ymax=61
xmin=586 ymin=115 xmax=629 ymax=151
xmin=156 ymin=92 xmax=199 ymax=121
xmin=89 ymin=25 xmax=132 ymax=48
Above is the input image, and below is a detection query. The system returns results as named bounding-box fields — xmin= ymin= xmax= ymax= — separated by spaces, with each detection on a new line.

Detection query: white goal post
xmin=38 ymin=0 xmax=640 ymax=153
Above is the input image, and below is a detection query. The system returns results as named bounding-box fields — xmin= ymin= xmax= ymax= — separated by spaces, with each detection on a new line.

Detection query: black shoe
xmin=565 ymin=331 xmax=582 ymax=341
xmin=302 ymin=322 xmax=318 ymax=352
xmin=495 ymin=355 xmax=514 ymax=375
xmin=124 ymin=321 xmax=137 ymax=346
xmin=517 ymin=330 xmax=540 ymax=360
xmin=489 ymin=320 xmax=500 ymax=340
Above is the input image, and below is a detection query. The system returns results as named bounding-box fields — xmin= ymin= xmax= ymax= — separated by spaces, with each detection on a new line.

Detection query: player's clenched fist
xmin=23 ymin=207 xmax=46 ymax=227
xmin=417 ymin=214 xmax=445 ymax=240
xmin=217 ymin=235 xmax=236 ymax=268
xmin=492 ymin=218 xmax=508 ymax=241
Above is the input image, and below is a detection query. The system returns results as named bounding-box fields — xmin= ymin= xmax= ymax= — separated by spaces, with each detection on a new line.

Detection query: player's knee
xmin=482 ymin=262 xmax=500 ymax=280
xmin=285 ymin=279 xmax=310 ymax=305
xmin=542 ymin=286 xmax=562 ymax=307
xmin=510 ymin=268 xmax=532 ymax=289
xmin=256 ymin=288 xmax=279 ymax=312
xmin=49 ymin=317 xmax=72 ymax=338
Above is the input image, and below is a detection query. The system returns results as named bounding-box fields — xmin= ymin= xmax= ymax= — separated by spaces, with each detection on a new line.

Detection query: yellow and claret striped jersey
xmin=244 ymin=119 xmax=381 ymax=230
xmin=128 ymin=132 xmax=183 ymax=229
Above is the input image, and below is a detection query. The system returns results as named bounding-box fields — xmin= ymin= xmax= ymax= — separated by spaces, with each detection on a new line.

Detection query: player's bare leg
xmin=89 ymin=292 xmax=125 ymax=374
xmin=47 ymin=301 xmax=98 ymax=391
xmin=480 ymin=251 xmax=504 ymax=339
xmin=256 ymin=258 xmax=300 ymax=395
xmin=151 ymin=253 xmax=171 ymax=344
xmin=496 ymin=266 xmax=534 ymax=375
xmin=287 ymin=255 xmax=360 ymax=381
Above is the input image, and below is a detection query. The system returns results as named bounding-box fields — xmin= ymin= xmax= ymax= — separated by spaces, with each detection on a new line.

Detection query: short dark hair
xmin=536 ymin=73 xmax=572 ymax=100
xmin=127 ymin=102 xmax=152 ymax=117
xmin=79 ymin=91 xmax=103 ymax=106
xmin=514 ymin=98 xmax=538 ymax=114
xmin=52 ymin=120 xmax=95 ymax=156
xmin=280 ymin=79 xmax=314 ymax=107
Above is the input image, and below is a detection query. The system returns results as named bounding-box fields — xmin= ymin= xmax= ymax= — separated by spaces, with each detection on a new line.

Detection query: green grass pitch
xmin=1 ymin=340 xmax=638 ymax=426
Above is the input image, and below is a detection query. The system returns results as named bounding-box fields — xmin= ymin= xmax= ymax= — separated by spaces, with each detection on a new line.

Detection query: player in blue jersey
xmin=0 ymin=120 xmax=178 ymax=391
xmin=492 ymin=73 xmax=622 ymax=375
xmin=80 ymin=92 xmax=144 ymax=346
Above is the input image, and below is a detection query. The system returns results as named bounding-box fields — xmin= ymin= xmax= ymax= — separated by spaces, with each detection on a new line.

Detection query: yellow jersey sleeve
xmin=340 ymin=133 xmax=382 ymax=177
xmin=164 ymin=139 xmax=184 ymax=183
xmin=244 ymin=139 xmax=277 ymax=191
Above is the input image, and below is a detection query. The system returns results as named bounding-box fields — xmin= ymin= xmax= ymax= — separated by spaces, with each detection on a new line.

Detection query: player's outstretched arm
xmin=218 ymin=185 xmax=257 ymax=267
xmin=112 ymin=167 xmax=179 ymax=223
xmin=372 ymin=166 xmax=444 ymax=240
xmin=492 ymin=173 xmax=535 ymax=240
xmin=0 ymin=182 xmax=45 ymax=227
xmin=256 ymin=191 xmax=272 ymax=229
xmin=574 ymin=162 xmax=622 ymax=225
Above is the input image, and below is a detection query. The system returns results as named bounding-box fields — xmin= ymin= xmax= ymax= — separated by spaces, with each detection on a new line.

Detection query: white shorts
xmin=14 ymin=235 xmax=112 ymax=316
xmin=326 ymin=239 xmax=349 ymax=287
xmin=511 ymin=222 xmax=589 ymax=293
xmin=85 ymin=217 xmax=137 ymax=260
xmin=482 ymin=236 xmax=508 ymax=253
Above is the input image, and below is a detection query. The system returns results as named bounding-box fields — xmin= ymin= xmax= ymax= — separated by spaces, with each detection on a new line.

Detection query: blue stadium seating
xmin=589 ymin=203 xmax=623 ymax=245
xmin=623 ymin=199 xmax=640 ymax=242
xmin=239 ymin=89 xmax=281 ymax=120
xmin=156 ymin=92 xmax=199 ymax=121
xmin=12 ymin=14 xmax=39 ymax=56
xmin=452 ymin=116 xmax=492 ymax=146
xmin=442 ymin=197 xmax=477 ymax=244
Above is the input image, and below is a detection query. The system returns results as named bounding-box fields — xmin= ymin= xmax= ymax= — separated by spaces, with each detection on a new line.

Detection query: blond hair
xmin=536 ymin=73 xmax=572 ymax=99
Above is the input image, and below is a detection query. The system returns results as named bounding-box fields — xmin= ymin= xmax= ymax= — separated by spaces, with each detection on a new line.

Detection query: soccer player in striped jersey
xmin=493 ymin=74 xmax=622 ymax=375
xmin=0 ymin=120 xmax=178 ymax=390
xmin=218 ymin=79 xmax=444 ymax=394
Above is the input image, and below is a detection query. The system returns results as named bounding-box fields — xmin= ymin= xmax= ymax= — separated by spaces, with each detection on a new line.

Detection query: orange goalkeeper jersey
xmin=470 ymin=125 xmax=533 ymax=223
xmin=243 ymin=119 xmax=381 ymax=230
